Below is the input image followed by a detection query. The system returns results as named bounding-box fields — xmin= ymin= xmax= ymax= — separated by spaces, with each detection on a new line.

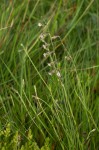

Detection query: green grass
xmin=0 ymin=0 xmax=99 ymax=149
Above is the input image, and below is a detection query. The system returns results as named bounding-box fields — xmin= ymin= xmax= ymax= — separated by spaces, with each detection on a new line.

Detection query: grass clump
xmin=0 ymin=0 xmax=99 ymax=149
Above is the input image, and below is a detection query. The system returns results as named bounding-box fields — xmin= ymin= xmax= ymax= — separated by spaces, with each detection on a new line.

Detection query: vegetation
xmin=0 ymin=0 xmax=99 ymax=149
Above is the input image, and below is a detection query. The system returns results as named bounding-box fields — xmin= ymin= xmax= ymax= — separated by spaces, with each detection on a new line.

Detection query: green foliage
xmin=0 ymin=124 xmax=51 ymax=150
xmin=0 ymin=0 xmax=99 ymax=149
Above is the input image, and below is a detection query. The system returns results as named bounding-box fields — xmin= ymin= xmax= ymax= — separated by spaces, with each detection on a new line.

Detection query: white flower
xmin=48 ymin=70 xmax=55 ymax=76
xmin=47 ymin=61 xmax=56 ymax=67
xmin=40 ymin=34 xmax=45 ymax=41
xmin=43 ymin=53 xmax=47 ymax=57
xmin=43 ymin=52 xmax=50 ymax=58
xmin=42 ymin=44 xmax=47 ymax=50
xmin=65 ymin=56 xmax=72 ymax=61
xmin=48 ymin=72 xmax=52 ymax=76
xmin=42 ymin=42 xmax=49 ymax=50
xmin=38 ymin=22 xmax=43 ymax=27
xmin=47 ymin=63 xmax=51 ymax=67
xmin=43 ymin=52 xmax=49 ymax=57
xmin=56 ymin=71 xmax=61 ymax=78
xmin=51 ymin=36 xmax=59 ymax=40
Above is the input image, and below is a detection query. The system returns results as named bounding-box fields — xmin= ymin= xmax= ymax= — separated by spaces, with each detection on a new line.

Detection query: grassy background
xmin=0 ymin=0 xmax=99 ymax=149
